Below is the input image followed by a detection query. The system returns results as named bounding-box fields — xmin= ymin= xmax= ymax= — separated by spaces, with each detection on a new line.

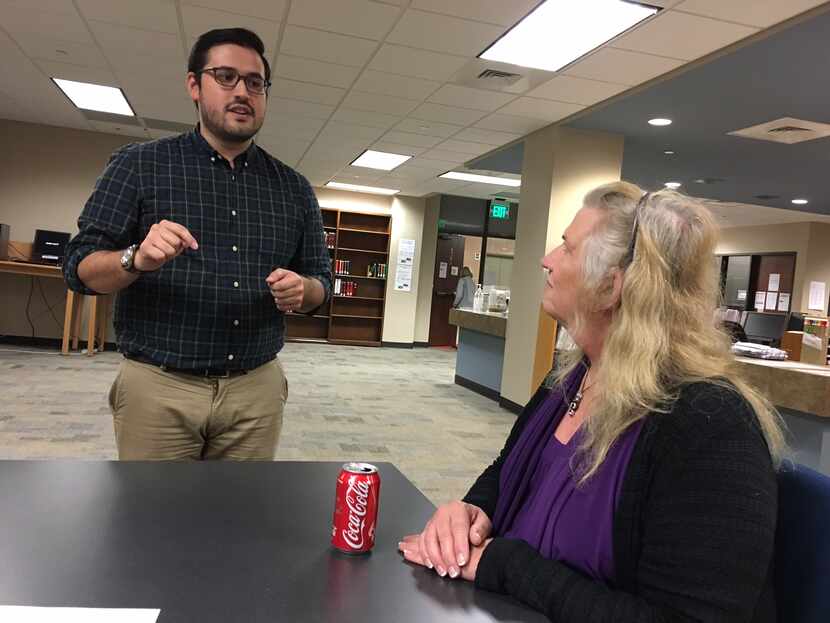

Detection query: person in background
xmin=453 ymin=266 xmax=475 ymax=309
xmin=400 ymin=182 xmax=784 ymax=622
xmin=63 ymin=28 xmax=331 ymax=461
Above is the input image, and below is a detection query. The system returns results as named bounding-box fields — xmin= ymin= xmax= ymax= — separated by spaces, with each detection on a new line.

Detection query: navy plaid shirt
xmin=64 ymin=128 xmax=331 ymax=371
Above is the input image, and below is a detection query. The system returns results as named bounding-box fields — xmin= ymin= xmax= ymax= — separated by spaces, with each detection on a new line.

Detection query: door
xmin=429 ymin=234 xmax=465 ymax=346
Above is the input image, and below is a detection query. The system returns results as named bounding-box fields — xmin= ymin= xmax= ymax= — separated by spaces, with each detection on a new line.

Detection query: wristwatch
xmin=120 ymin=244 xmax=142 ymax=274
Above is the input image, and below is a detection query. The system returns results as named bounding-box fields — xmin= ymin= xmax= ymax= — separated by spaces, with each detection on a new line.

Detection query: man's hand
xmin=134 ymin=220 xmax=198 ymax=272
xmin=266 ymin=268 xmax=305 ymax=312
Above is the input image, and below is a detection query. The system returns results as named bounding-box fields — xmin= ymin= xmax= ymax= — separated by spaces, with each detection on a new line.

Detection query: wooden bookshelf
xmin=284 ymin=207 xmax=391 ymax=347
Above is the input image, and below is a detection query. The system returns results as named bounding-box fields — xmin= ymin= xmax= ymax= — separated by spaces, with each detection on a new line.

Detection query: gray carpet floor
xmin=0 ymin=343 xmax=517 ymax=505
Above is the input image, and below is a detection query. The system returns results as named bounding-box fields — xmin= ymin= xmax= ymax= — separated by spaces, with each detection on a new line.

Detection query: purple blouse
xmin=496 ymin=367 xmax=644 ymax=582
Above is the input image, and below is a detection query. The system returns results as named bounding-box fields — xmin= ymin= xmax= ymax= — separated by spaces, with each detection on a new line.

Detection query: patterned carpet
xmin=0 ymin=343 xmax=517 ymax=505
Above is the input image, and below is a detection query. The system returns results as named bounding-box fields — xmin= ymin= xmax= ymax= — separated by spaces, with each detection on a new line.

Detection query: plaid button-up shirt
xmin=64 ymin=128 xmax=331 ymax=371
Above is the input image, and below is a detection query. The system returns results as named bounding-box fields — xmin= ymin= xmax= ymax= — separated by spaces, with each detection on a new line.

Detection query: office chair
xmin=775 ymin=463 xmax=830 ymax=622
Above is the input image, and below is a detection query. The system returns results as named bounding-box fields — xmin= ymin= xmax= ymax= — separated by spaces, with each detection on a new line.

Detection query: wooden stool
xmin=61 ymin=291 xmax=109 ymax=356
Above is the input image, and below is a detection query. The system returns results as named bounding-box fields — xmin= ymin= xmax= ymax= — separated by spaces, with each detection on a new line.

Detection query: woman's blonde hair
xmin=554 ymin=181 xmax=786 ymax=482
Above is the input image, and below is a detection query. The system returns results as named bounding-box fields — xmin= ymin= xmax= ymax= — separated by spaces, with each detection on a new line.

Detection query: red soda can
xmin=331 ymin=462 xmax=381 ymax=554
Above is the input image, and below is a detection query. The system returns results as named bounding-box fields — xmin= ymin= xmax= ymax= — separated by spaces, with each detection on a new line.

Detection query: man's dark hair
xmin=187 ymin=28 xmax=271 ymax=83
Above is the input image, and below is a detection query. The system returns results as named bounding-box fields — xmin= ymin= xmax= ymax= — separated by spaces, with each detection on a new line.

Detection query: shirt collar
xmin=189 ymin=124 xmax=264 ymax=171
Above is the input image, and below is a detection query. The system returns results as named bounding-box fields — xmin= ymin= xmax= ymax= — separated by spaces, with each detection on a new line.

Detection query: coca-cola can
xmin=331 ymin=462 xmax=380 ymax=554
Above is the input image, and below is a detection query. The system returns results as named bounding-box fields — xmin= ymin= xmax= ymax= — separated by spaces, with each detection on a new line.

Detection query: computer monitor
xmin=32 ymin=229 xmax=71 ymax=265
xmin=787 ymin=312 xmax=805 ymax=332
xmin=743 ymin=311 xmax=788 ymax=346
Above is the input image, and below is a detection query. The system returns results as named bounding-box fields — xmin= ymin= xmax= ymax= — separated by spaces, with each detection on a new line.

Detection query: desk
xmin=0 ymin=260 xmax=108 ymax=356
xmin=0 ymin=461 xmax=545 ymax=623
xmin=449 ymin=308 xmax=508 ymax=400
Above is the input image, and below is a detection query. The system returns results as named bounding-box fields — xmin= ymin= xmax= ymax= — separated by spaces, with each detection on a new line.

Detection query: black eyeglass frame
xmin=198 ymin=66 xmax=271 ymax=95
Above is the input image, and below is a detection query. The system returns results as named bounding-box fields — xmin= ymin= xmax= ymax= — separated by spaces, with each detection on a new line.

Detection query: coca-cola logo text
xmin=342 ymin=477 xmax=371 ymax=549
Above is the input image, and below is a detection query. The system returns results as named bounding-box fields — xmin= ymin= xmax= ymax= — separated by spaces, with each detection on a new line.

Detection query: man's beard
xmin=202 ymin=101 xmax=262 ymax=143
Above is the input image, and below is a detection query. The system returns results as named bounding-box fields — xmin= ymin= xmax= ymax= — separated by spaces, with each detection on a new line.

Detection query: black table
xmin=0 ymin=461 xmax=546 ymax=622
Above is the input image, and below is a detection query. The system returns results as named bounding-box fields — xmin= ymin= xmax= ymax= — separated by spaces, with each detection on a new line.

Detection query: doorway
xmin=428 ymin=233 xmax=465 ymax=346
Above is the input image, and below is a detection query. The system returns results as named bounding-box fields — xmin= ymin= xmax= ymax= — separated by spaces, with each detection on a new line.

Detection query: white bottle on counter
xmin=473 ymin=284 xmax=483 ymax=312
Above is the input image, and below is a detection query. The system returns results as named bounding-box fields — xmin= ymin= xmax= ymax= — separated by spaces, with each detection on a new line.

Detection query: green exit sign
xmin=490 ymin=202 xmax=510 ymax=220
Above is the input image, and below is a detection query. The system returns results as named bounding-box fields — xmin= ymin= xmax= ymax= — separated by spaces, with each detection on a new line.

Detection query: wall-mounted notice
xmin=737 ymin=289 xmax=747 ymax=301
xmin=809 ymin=281 xmax=826 ymax=310
xmin=438 ymin=262 xmax=447 ymax=279
xmin=754 ymin=291 xmax=766 ymax=312
xmin=768 ymin=273 xmax=780 ymax=292
xmin=395 ymin=239 xmax=416 ymax=292
xmin=765 ymin=292 xmax=778 ymax=311
xmin=777 ymin=293 xmax=790 ymax=312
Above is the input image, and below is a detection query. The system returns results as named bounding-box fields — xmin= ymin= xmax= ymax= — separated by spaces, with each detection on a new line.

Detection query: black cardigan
xmin=463 ymin=381 xmax=777 ymax=622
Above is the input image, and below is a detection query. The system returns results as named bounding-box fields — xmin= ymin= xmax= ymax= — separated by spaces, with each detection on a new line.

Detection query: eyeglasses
xmin=622 ymin=191 xmax=651 ymax=268
xmin=199 ymin=66 xmax=270 ymax=95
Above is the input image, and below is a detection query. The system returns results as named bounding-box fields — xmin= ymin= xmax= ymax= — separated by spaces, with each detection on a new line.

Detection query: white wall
xmin=414 ymin=195 xmax=440 ymax=344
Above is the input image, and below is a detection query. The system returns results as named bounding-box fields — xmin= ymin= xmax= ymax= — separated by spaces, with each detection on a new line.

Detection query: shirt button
xmin=210 ymin=157 xmax=215 ymax=162
xmin=233 ymin=281 xmax=239 ymax=288
xmin=232 ymin=175 xmax=236 ymax=181
xmin=228 ymin=354 xmax=234 ymax=361
xmin=233 ymin=319 xmax=239 ymax=326
xmin=244 ymin=161 xmax=249 ymax=167
xmin=233 ymin=245 xmax=238 ymax=252
xmin=231 ymin=210 xmax=237 ymax=216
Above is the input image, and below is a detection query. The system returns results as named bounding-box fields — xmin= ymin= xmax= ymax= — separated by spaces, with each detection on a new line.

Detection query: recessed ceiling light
xmin=478 ymin=0 xmax=658 ymax=72
xmin=664 ymin=182 xmax=682 ymax=189
xmin=350 ymin=149 xmax=411 ymax=171
xmin=791 ymin=198 xmax=809 ymax=205
xmin=649 ymin=118 xmax=672 ymax=126
xmin=663 ymin=150 xmax=675 ymax=155
xmin=325 ymin=181 xmax=399 ymax=195
xmin=439 ymin=171 xmax=521 ymax=187
xmin=52 ymin=78 xmax=134 ymax=116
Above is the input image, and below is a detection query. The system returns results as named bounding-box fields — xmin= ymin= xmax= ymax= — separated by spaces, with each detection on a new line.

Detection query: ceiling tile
xmin=90 ymin=21 xmax=183 ymax=61
xmin=269 ymin=97 xmax=335 ymax=120
xmin=36 ymin=60 xmax=119 ymax=86
xmin=271 ymin=78 xmax=345 ymax=106
xmin=386 ymin=9 xmax=503 ymax=56
xmin=256 ymin=135 xmax=310 ymax=163
xmin=369 ymin=44 xmax=468 ymax=81
xmin=318 ymin=122 xmax=387 ymax=142
xmin=0 ymin=0 xmax=77 ymax=14
xmin=304 ymin=142 xmax=365 ymax=162
xmin=564 ymin=48 xmax=684 ymax=86
xmin=427 ymin=84 xmax=515 ymax=112
xmin=393 ymin=117 xmax=462 ymax=138
xmin=498 ymin=97 xmax=583 ymax=122
xmin=279 ymin=26 xmax=377 ymax=68
xmin=405 ymin=156 xmax=464 ymax=171
xmin=341 ymin=91 xmax=420 ymax=116
xmin=331 ymin=107 xmax=402 ymax=129
xmin=15 ymin=35 xmax=108 ymax=68
xmin=674 ymin=0 xmax=826 ymax=28
xmin=611 ymin=11 xmax=757 ymax=61
xmin=259 ymin=114 xmax=326 ymax=141
xmin=369 ymin=141 xmax=425 ymax=157
xmin=90 ymin=120 xmax=150 ymax=139
xmin=452 ymin=126 xmax=521 ymax=145
xmin=181 ymin=5 xmax=280 ymax=49
xmin=148 ymin=129 xmax=182 ymax=139
xmin=331 ymin=171 xmax=383 ymax=184
xmin=380 ymin=131 xmax=443 ymax=148
xmin=434 ymin=139 xmax=492 ymax=156
xmin=352 ymin=70 xmax=440 ymax=100
xmin=527 ymin=75 xmax=628 ymax=106
xmin=2 ymin=4 xmax=93 ymax=44
xmin=183 ymin=0 xmax=289 ymax=22
xmin=474 ymin=113 xmax=548 ymax=134
xmin=288 ymin=0 xmax=400 ymax=40
xmin=77 ymin=0 xmax=179 ymax=34
xmin=417 ymin=148 xmax=468 ymax=163
xmin=275 ymin=55 xmax=360 ymax=89
xmin=411 ymin=0 xmax=540 ymax=27
xmin=410 ymin=103 xmax=486 ymax=125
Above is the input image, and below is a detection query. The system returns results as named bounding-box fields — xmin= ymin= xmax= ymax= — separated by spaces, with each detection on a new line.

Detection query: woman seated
xmin=399 ymin=182 xmax=784 ymax=622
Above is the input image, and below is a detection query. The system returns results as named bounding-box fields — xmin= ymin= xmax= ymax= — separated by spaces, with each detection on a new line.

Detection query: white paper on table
xmin=768 ymin=273 xmax=780 ymax=292
xmin=737 ymin=289 xmax=747 ymax=301
xmin=438 ymin=262 xmax=447 ymax=279
xmin=0 ymin=607 xmax=160 ymax=623
xmin=777 ymin=293 xmax=790 ymax=312
xmin=809 ymin=281 xmax=826 ymax=310
xmin=765 ymin=292 xmax=778 ymax=311
xmin=395 ymin=264 xmax=412 ymax=291
xmin=754 ymin=291 xmax=766 ymax=312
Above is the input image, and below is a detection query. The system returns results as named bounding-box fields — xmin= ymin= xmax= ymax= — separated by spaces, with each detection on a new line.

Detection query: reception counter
xmin=448 ymin=308 xmax=507 ymax=400
xmin=735 ymin=357 xmax=830 ymax=474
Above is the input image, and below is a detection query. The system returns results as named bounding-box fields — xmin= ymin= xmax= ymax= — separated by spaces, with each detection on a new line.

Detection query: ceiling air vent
xmin=477 ymin=68 xmax=522 ymax=87
xmin=728 ymin=117 xmax=830 ymax=144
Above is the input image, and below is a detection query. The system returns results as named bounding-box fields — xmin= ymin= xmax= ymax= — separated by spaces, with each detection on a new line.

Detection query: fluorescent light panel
xmin=479 ymin=0 xmax=658 ymax=72
xmin=351 ymin=149 xmax=411 ymax=171
xmin=52 ymin=78 xmax=134 ymax=116
xmin=325 ymin=181 xmax=399 ymax=195
xmin=440 ymin=172 xmax=521 ymax=187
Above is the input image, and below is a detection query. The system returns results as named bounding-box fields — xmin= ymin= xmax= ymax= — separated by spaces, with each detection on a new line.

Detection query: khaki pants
xmin=108 ymin=358 xmax=287 ymax=460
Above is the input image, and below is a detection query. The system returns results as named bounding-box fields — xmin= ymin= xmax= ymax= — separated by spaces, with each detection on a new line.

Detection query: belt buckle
xmin=206 ymin=369 xmax=232 ymax=378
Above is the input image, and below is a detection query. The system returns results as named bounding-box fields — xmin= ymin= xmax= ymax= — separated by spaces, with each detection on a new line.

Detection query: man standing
xmin=63 ymin=28 xmax=331 ymax=461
